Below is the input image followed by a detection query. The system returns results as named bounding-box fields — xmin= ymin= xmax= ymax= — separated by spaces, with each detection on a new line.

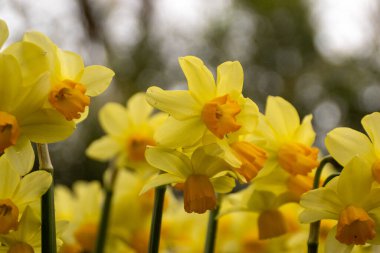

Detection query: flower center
xmin=336 ymin=205 xmax=376 ymax=245
xmin=48 ymin=80 xmax=90 ymax=121
xmin=183 ymin=174 xmax=216 ymax=214
xmin=371 ymin=160 xmax=380 ymax=183
xmin=277 ymin=142 xmax=319 ymax=175
xmin=257 ymin=209 xmax=287 ymax=239
xmin=230 ymin=141 xmax=267 ymax=181
xmin=201 ymin=94 xmax=241 ymax=139
xmin=127 ymin=134 xmax=156 ymax=162
xmin=0 ymin=199 xmax=19 ymax=234
xmin=73 ymin=222 xmax=98 ymax=252
xmin=0 ymin=112 xmax=20 ymax=153
xmin=7 ymin=242 xmax=34 ymax=253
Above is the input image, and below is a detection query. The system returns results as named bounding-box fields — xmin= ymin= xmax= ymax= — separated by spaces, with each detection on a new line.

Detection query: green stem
xmin=308 ymin=156 xmax=342 ymax=253
xmin=37 ymin=144 xmax=57 ymax=253
xmin=204 ymin=204 xmax=220 ymax=253
xmin=94 ymin=163 xmax=118 ymax=253
xmin=148 ymin=185 xmax=166 ymax=253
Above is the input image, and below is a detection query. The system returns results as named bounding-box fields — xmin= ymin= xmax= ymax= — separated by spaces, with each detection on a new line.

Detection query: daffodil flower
xmin=300 ymin=156 xmax=380 ymax=252
xmin=0 ymin=159 xmax=52 ymax=234
xmin=146 ymin=56 xmax=260 ymax=181
xmin=253 ymin=96 xmax=319 ymax=193
xmin=326 ymin=112 xmax=380 ymax=183
xmin=142 ymin=145 xmax=237 ymax=214
xmin=13 ymin=31 xmax=114 ymax=122
xmin=86 ymin=93 xmax=167 ymax=172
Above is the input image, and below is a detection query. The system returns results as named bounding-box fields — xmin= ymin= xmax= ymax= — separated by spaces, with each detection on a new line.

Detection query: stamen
xmin=201 ymin=94 xmax=241 ymax=139
xmin=127 ymin=134 xmax=156 ymax=162
xmin=0 ymin=112 xmax=20 ymax=153
xmin=230 ymin=141 xmax=267 ymax=181
xmin=277 ymin=142 xmax=319 ymax=175
xmin=0 ymin=199 xmax=19 ymax=234
xmin=336 ymin=205 xmax=376 ymax=245
xmin=183 ymin=174 xmax=216 ymax=214
xmin=49 ymin=80 xmax=90 ymax=120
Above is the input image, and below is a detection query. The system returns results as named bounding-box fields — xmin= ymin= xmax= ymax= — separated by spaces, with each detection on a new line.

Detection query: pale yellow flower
xmin=86 ymin=92 xmax=166 ymax=172
xmin=143 ymin=145 xmax=237 ymax=213
xmin=252 ymin=96 xmax=319 ymax=194
xmin=300 ymin=156 xmax=380 ymax=252
xmin=146 ymin=56 xmax=259 ymax=178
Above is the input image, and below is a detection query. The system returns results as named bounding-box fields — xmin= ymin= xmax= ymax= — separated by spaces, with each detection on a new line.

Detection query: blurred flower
xmin=0 ymin=159 xmax=51 ymax=234
xmin=143 ymin=145 xmax=236 ymax=213
xmin=13 ymin=31 xmax=114 ymax=122
xmin=252 ymin=96 xmax=319 ymax=194
xmin=326 ymin=112 xmax=380 ymax=183
xmin=86 ymin=93 xmax=166 ymax=173
xmin=300 ymin=156 xmax=380 ymax=252
xmin=146 ymin=56 xmax=260 ymax=180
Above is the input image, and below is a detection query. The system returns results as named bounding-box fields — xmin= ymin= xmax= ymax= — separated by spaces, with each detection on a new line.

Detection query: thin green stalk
xmin=94 ymin=163 xmax=118 ymax=253
xmin=37 ymin=143 xmax=57 ymax=253
xmin=148 ymin=185 xmax=166 ymax=253
xmin=308 ymin=156 xmax=341 ymax=253
xmin=204 ymin=204 xmax=220 ymax=253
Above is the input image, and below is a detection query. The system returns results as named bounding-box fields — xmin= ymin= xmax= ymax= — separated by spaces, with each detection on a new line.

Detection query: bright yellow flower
xmin=326 ymin=112 xmax=380 ymax=183
xmin=11 ymin=31 xmax=114 ymax=122
xmin=252 ymin=96 xmax=319 ymax=193
xmin=86 ymin=92 xmax=166 ymax=173
xmin=146 ymin=56 xmax=259 ymax=174
xmin=300 ymin=156 xmax=380 ymax=252
xmin=0 ymin=159 xmax=52 ymax=234
xmin=142 ymin=145 xmax=237 ymax=214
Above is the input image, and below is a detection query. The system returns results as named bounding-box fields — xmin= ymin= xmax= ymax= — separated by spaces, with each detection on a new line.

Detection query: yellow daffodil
xmin=300 ymin=156 xmax=380 ymax=252
xmin=252 ymin=96 xmax=319 ymax=194
xmin=0 ymin=159 xmax=52 ymax=234
xmin=142 ymin=145 xmax=237 ymax=214
xmin=146 ymin=56 xmax=260 ymax=178
xmin=86 ymin=93 xmax=166 ymax=172
xmin=326 ymin=112 xmax=380 ymax=183
xmin=12 ymin=31 xmax=114 ymax=122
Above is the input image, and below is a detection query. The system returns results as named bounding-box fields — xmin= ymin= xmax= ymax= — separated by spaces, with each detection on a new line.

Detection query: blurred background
xmin=2 ymin=0 xmax=380 ymax=185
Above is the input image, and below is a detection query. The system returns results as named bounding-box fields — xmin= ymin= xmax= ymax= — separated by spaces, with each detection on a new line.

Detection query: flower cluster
xmin=0 ymin=19 xmax=113 ymax=252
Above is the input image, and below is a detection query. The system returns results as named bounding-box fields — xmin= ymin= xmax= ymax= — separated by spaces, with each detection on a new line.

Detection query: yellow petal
xmin=86 ymin=136 xmax=121 ymax=161
xmin=293 ymin=114 xmax=316 ymax=146
xmin=211 ymin=176 xmax=235 ymax=193
xmin=325 ymin=127 xmax=374 ymax=166
xmin=362 ymin=112 xmax=380 ymax=153
xmin=0 ymin=19 xmax=9 ymax=49
xmin=146 ymin=86 xmax=200 ymax=120
xmin=20 ymin=109 xmax=75 ymax=143
xmin=191 ymin=146 xmax=230 ymax=176
xmin=0 ymin=159 xmax=20 ymax=198
xmin=299 ymin=187 xmax=341 ymax=223
xmin=13 ymin=171 xmax=52 ymax=211
xmin=99 ymin=103 xmax=129 ymax=136
xmin=246 ymin=190 xmax=278 ymax=211
xmin=57 ymin=49 xmax=84 ymax=80
xmin=4 ymin=136 xmax=34 ymax=176
xmin=337 ymin=156 xmax=372 ymax=205
xmin=79 ymin=65 xmax=114 ymax=96
xmin=216 ymin=61 xmax=243 ymax=96
xmin=265 ymin=96 xmax=300 ymax=139
xmin=145 ymin=147 xmax=191 ymax=177
xmin=127 ymin=92 xmax=153 ymax=125
xmin=0 ymin=54 xmax=22 ymax=111
xmin=4 ymin=41 xmax=50 ymax=86
xmin=154 ymin=116 xmax=205 ymax=148
xmin=178 ymin=56 xmax=215 ymax=102
xmin=236 ymin=97 xmax=259 ymax=133
xmin=140 ymin=173 xmax=182 ymax=195
xmin=23 ymin=31 xmax=56 ymax=59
